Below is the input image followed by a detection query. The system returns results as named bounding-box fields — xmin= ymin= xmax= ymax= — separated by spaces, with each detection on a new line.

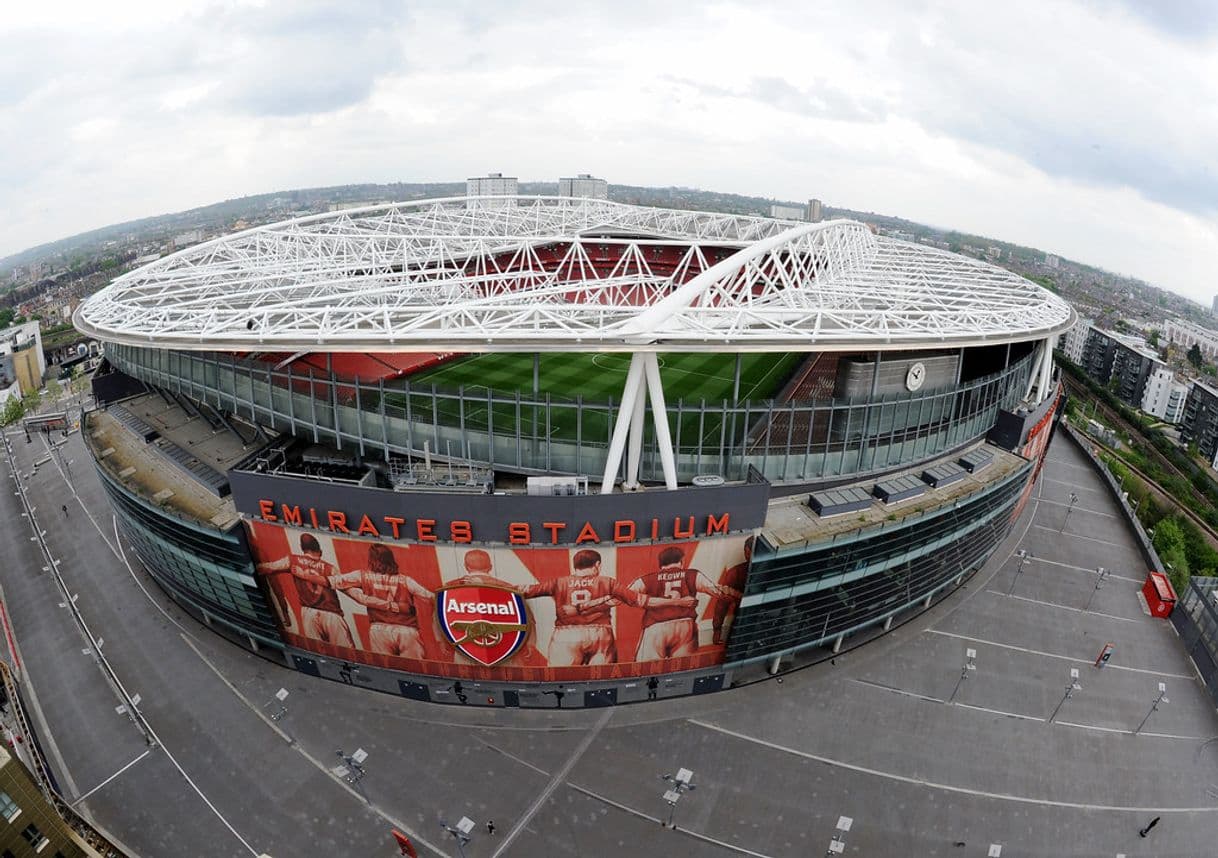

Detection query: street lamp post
xmin=1007 ymin=550 xmax=1032 ymax=596
xmin=826 ymin=816 xmax=853 ymax=855
xmin=265 ymin=688 xmax=289 ymax=722
xmin=948 ymin=648 xmax=977 ymax=704
xmin=1134 ymin=683 xmax=1169 ymax=735
xmin=660 ymin=768 xmax=696 ymax=829
xmin=440 ymin=817 xmax=475 ymax=858
xmin=335 ymin=748 xmax=368 ymax=785
xmin=1083 ymin=567 xmax=1108 ymax=613
xmin=1060 ymin=492 xmax=1080 ymax=533
xmin=1048 ymin=668 xmax=1081 ymax=723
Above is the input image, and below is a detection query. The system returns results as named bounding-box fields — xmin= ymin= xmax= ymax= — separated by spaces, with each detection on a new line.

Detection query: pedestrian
xmin=61 ymin=504 xmax=68 ymax=516
xmin=646 ymin=676 xmax=659 ymax=700
xmin=486 ymin=820 xmax=495 ymax=835
xmin=1138 ymin=816 xmax=1161 ymax=837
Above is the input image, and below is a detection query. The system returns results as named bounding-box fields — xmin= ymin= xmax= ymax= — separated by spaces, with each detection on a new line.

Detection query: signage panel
xmin=247 ymin=518 xmax=757 ymax=682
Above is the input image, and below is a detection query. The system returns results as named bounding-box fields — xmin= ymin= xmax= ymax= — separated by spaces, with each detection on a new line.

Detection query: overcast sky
xmin=3 ymin=1 xmax=1217 ymax=303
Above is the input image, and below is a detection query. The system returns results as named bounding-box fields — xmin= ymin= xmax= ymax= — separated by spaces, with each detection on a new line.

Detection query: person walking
xmin=1138 ymin=816 xmax=1160 ymax=837
xmin=647 ymin=676 xmax=659 ymax=700
xmin=486 ymin=820 xmax=495 ymax=835
xmin=61 ymin=504 xmax=68 ymax=516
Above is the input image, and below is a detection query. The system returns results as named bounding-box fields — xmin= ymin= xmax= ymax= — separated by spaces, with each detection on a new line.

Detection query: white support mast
xmin=600 ymin=351 xmax=679 ymax=493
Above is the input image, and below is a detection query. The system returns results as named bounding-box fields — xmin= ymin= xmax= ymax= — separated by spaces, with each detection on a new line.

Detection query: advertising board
xmin=247 ymin=519 xmax=755 ymax=681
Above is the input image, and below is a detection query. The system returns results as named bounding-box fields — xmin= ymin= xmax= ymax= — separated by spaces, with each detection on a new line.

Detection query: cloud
xmin=1108 ymin=0 xmax=1218 ymax=40
xmin=0 ymin=0 xmax=1217 ymax=306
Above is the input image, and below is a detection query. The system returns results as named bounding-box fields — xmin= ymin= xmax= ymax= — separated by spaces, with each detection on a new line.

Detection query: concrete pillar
xmin=883 ymin=615 xmax=893 ymax=632
xmin=832 ymin=635 xmax=844 ymax=653
xmin=767 ymin=655 xmax=782 ymax=675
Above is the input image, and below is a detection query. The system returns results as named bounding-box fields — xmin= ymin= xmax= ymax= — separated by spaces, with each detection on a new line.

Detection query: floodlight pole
xmin=1083 ymin=567 xmax=1108 ymax=613
xmin=1134 ymin=684 xmax=1169 ymax=735
xmin=1049 ymin=669 xmax=1081 ymax=723
xmin=439 ymin=819 xmax=473 ymax=858
xmin=948 ymin=648 xmax=977 ymax=704
xmin=1060 ymin=492 xmax=1079 ymax=533
xmin=660 ymin=768 xmax=696 ymax=829
xmin=1007 ymin=550 xmax=1031 ymax=596
xmin=335 ymin=748 xmax=367 ymax=786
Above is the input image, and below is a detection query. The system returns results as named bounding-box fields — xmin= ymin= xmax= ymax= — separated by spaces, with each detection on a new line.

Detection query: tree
xmin=1188 ymin=343 xmax=1204 ymax=369
xmin=1147 ymin=329 xmax=1160 ymax=348
xmin=0 ymin=396 xmax=23 ymax=427
xmin=44 ymin=377 xmax=61 ymax=401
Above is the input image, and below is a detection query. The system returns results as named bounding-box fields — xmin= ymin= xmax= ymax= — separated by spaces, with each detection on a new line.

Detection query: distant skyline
xmin=3 ymin=1 xmax=1217 ymax=304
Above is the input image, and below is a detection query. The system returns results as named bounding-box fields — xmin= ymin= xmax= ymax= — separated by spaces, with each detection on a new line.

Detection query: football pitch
xmin=387 ymin=352 xmax=804 ymax=446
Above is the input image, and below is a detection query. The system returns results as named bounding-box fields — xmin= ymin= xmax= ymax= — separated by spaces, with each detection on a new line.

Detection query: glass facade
xmin=106 ymin=344 xmax=1034 ymax=485
xmin=726 ymin=461 xmax=1031 ymax=661
xmin=93 ymin=462 xmax=281 ymax=646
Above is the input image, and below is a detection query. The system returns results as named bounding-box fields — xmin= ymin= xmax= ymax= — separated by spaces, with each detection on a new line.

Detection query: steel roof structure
xmin=75 ymin=196 xmax=1075 ymax=352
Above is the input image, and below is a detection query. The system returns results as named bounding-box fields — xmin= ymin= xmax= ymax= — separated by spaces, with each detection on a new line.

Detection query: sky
xmin=2 ymin=0 xmax=1217 ymax=304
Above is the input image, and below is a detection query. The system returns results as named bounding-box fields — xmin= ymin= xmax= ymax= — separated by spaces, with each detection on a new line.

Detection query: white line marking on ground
xmin=71 ymin=749 xmax=152 ymax=806
xmin=1037 ymin=498 xmax=1116 ymax=518
xmin=849 ymin=679 xmax=1205 ymax=737
xmin=952 ymin=702 xmax=1045 ymax=723
xmin=141 ymin=718 xmax=261 ymax=855
xmin=1053 ymin=720 xmax=1206 ymax=741
xmin=475 ymin=738 xmax=549 ymax=777
xmin=39 ymin=434 xmax=120 ymax=560
xmin=1045 ymin=459 xmax=1098 ymax=475
xmin=688 ymin=720 xmax=1218 ymax=812
xmin=114 ymin=516 xmax=192 ymax=635
xmin=567 ymin=782 xmax=776 ymax=858
xmin=180 ymin=634 xmax=450 ymax=857
xmin=492 ymin=708 xmax=614 ymax=858
xmin=1029 ymin=557 xmax=1143 ymax=583
xmin=926 ymin=630 xmax=1195 ymax=679
xmin=1032 ymin=524 xmax=1137 ymax=550
xmin=849 ymin=678 xmax=943 ymax=704
xmin=1043 ymin=477 xmax=1103 ymax=494
xmin=984 ymin=590 xmax=1139 ymax=623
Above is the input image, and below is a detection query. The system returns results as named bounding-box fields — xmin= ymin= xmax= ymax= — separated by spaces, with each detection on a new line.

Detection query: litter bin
xmin=1142 ymin=571 xmax=1177 ymax=618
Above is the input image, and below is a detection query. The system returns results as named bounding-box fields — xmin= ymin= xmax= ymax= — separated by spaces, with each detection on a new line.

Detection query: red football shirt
xmin=636 ymin=569 xmax=699 ymax=627
xmin=522 ymin=575 xmax=642 ymax=626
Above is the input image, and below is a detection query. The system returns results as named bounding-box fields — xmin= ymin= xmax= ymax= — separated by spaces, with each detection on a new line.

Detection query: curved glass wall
xmin=106 ymin=344 xmax=1033 ymax=485
xmin=93 ymin=462 xmax=281 ymax=646
xmin=725 ymin=461 xmax=1030 ymax=661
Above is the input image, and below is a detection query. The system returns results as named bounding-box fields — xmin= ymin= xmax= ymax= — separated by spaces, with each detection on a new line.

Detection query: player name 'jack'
xmin=254 ymin=499 xmax=733 ymax=546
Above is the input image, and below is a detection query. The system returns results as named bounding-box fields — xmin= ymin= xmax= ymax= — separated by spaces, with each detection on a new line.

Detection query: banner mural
xmin=246 ymin=519 xmax=755 ymax=681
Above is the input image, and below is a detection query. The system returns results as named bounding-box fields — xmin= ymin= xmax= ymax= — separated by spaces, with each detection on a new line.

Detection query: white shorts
xmin=635 ymin=618 xmax=697 ymax=661
xmin=302 ymin=607 xmax=355 ymax=648
xmin=547 ymin=625 xmax=616 ymax=666
xmin=369 ymin=623 xmax=425 ymax=659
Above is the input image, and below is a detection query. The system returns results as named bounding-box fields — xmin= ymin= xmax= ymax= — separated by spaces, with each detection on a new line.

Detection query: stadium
xmin=73 ymin=195 xmax=1075 ymax=706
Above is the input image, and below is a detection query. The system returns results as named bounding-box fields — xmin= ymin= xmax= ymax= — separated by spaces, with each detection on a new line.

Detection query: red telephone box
xmin=1142 ymin=572 xmax=1177 ymax=618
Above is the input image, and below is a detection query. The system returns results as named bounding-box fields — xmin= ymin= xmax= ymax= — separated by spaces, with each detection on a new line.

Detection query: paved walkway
xmin=1 ymin=415 xmax=1216 ymax=857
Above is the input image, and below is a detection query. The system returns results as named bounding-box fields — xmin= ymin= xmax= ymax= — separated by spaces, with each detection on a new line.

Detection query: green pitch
xmin=386 ymin=352 xmax=803 ymax=446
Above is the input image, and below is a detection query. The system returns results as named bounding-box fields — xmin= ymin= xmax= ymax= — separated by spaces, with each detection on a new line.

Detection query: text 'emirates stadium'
xmin=72 ymin=196 xmax=1075 ymax=706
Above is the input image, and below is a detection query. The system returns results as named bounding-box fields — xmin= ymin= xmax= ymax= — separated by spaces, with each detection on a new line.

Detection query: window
xmin=0 ymin=791 xmax=18 ymax=822
xmin=21 ymin=822 xmax=48 ymax=851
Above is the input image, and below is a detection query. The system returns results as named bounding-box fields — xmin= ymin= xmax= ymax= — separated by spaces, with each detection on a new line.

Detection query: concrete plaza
xmin=1 ymin=414 xmax=1215 ymax=857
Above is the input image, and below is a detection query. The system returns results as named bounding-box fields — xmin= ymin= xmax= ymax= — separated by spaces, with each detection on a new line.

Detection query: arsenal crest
xmin=437 ymin=584 xmax=529 ymax=667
